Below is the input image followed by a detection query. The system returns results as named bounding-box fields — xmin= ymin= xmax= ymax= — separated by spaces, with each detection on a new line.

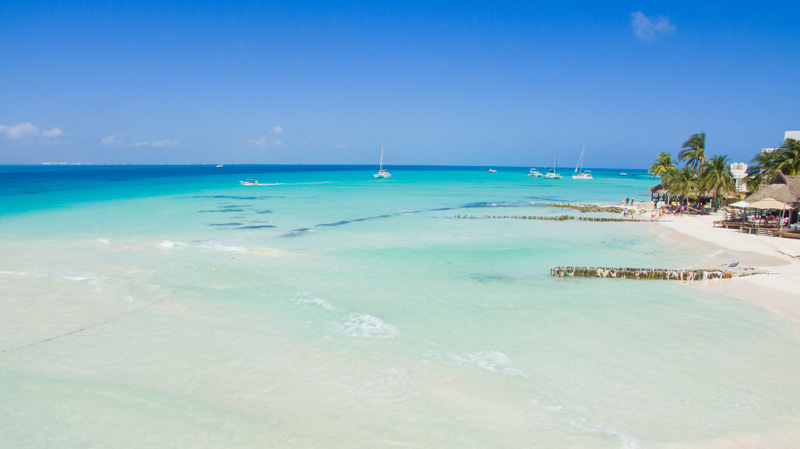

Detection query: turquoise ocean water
xmin=1 ymin=165 xmax=799 ymax=448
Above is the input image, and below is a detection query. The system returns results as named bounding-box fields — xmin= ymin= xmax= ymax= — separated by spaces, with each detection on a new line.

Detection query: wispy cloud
xmin=101 ymin=136 xmax=179 ymax=148
xmin=248 ymin=137 xmax=269 ymax=147
xmin=101 ymin=135 xmax=122 ymax=146
xmin=270 ymin=126 xmax=283 ymax=134
xmin=631 ymin=11 xmax=675 ymax=42
xmin=152 ymin=140 xmax=179 ymax=148
xmin=0 ymin=122 xmax=62 ymax=140
xmin=247 ymin=136 xmax=282 ymax=147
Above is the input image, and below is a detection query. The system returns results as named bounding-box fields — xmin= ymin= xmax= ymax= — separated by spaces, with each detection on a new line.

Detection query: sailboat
xmin=373 ymin=144 xmax=391 ymax=178
xmin=544 ymin=150 xmax=562 ymax=179
xmin=572 ymin=146 xmax=593 ymax=179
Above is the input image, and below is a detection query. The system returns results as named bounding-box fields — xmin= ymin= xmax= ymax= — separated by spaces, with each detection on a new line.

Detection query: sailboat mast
xmin=379 ymin=144 xmax=384 ymax=171
xmin=575 ymin=145 xmax=585 ymax=173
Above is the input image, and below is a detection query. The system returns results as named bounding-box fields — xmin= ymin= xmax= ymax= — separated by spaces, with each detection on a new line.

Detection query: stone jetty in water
xmin=550 ymin=266 xmax=743 ymax=280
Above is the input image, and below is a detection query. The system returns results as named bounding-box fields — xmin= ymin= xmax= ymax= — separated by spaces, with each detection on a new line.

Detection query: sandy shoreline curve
xmin=650 ymin=210 xmax=800 ymax=322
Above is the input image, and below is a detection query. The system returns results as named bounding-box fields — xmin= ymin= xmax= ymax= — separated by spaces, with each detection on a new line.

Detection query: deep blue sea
xmin=1 ymin=165 xmax=799 ymax=448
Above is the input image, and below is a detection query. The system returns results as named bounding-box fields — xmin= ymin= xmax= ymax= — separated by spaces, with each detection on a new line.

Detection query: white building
xmin=762 ymin=131 xmax=799 ymax=153
xmin=730 ymin=163 xmax=748 ymax=193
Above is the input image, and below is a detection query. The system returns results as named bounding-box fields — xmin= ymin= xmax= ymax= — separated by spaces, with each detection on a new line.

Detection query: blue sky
xmin=1 ymin=1 xmax=798 ymax=167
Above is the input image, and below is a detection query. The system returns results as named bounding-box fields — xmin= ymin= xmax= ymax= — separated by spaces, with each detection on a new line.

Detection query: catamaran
xmin=373 ymin=144 xmax=391 ymax=179
xmin=572 ymin=146 xmax=593 ymax=179
xmin=544 ymin=151 xmax=562 ymax=179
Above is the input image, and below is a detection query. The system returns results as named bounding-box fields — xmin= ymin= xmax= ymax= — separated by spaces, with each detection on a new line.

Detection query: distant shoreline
xmin=2 ymin=163 xmax=652 ymax=170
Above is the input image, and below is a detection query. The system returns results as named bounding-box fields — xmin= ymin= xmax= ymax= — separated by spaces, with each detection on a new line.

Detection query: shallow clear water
xmin=1 ymin=165 xmax=799 ymax=448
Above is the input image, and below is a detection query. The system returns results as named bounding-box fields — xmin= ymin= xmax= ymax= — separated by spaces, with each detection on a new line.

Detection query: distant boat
xmin=374 ymin=144 xmax=391 ymax=179
xmin=528 ymin=168 xmax=543 ymax=177
xmin=488 ymin=169 xmax=497 ymax=173
xmin=544 ymin=150 xmax=562 ymax=179
xmin=620 ymin=172 xmax=627 ymax=176
xmin=216 ymin=164 xmax=223 ymax=168
xmin=240 ymin=179 xmax=259 ymax=186
xmin=572 ymin=146 xmax=593 ymax=179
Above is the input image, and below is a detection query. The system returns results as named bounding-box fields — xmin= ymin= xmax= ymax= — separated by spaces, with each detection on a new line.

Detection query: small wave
xmin=449 ymin=350 xmax=527 ymax=377
xmin=0 ymin=270 xmax=32 ymax=276
xmin=425 ymin=349 xmax=527 ymax=377
xmin=95 ymin=238 xmax=110 ymax=244
xmin=527 ymin=394 xmax=641 ymax=449
xmin=60 ymin=273 xmax=102 ymax=282
xmin=59 ymin=273 xmax=106 ymax=291
xmin=335 ymin=312 xmax=399 ymax=339
xmin=291 ymin=292 xmax=336 ymax=311
xmin=158 ymin=240 xmax=188 ymax=248
xmin=198 ymin=241 xmax=247 ymax=252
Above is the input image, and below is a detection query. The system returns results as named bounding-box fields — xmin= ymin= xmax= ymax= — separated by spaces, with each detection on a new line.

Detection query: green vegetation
xmin=678 ymin=132 xmax=707 ymax=173
xmin=648 ymin=131 xmax=735 ymax=210
xmin=745 ymin=138 xmax=800 ymax=193
xmin=649 ymin=132 xmax=800 ymax=210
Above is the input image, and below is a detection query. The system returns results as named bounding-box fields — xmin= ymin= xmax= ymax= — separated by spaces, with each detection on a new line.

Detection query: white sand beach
xmin=653 ymin=211 xmax=800 ymax=322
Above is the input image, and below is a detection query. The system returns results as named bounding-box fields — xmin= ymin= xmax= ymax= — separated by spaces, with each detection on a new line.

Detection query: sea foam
xmin=335 ymin=312 xmax=399 ymax=339
xmin=158 ymin=240 xmax=187 ymax=248
xmin=527 ymin=394 xmax=641 ymax=449
xmin=424 ymin=349 xmax=527 ymax=378
xmin=291 ymin=292 xmax=336 ymax=311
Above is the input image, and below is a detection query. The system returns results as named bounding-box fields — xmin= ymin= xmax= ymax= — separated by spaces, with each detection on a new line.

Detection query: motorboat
xmin=488 ymin=169 xmax=497 ymax=173
xmin=240 ymin=179 xmax=259 ymax=186
xmin=528 ymin=168 xmax=543 ymax=177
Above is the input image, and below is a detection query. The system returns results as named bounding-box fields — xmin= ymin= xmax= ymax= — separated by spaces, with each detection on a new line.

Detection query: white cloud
xmin=41 ymin=127 xmax=63 ymax=137
xmin=631 ymin=11 xmax=675 ymax=42
xmin=0 ymin=122 xmax=62 ymax=140
xmin=248 ymin=137 xmax=269 ymax=147
xmin=101 ymin=136 xmax=179 ymax=148
xmin=152 ymin=140 xmax=179 ymax=148
xmin=334 ymin=144 xmax=347 ymax=149
xmin=101 ymin=135 xmax=122 ymax=146
xmin=272 ymin=140 xmax=283 ymax=147
xmin=270 ymin=126 xmax=283 ymax=134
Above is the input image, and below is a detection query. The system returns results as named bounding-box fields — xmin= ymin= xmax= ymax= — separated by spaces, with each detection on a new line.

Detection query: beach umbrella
xmin=747 ymin=198 xmax=794 ymax=210
xmin=730 ymin=200 xmax=749 ymax=208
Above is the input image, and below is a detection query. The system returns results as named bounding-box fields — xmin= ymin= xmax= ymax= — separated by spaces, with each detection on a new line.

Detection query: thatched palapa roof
xmin=744 ymin=172 xmax=800 ymax=205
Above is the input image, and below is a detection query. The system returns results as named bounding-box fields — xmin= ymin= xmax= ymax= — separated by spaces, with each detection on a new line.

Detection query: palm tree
xmin=648 ymin=152 xmax=676 ymax=179
xmin=698 ymin=155 xmax=735 ymax=210
xmin=744 ymin=140 xmax=799 ymax=194
xmin=745 ymin=150 xmax=777 ymax=194
xmin=772 ymin=138 xmax=800 ymax=176
xmin=664 ymin=165 xmax=697 ymax=205
xmin=678 ymin=132 xmax=707 ymax=173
